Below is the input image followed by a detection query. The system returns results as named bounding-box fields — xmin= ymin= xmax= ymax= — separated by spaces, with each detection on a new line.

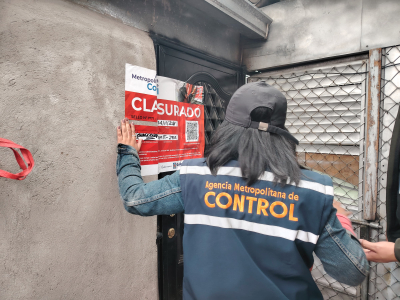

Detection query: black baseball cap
xmin=225 ymin=81 xmax=299 ymax=145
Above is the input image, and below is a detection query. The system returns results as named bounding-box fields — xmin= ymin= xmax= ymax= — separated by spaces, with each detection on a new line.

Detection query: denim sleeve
xmin=116 ymin=144 xmax=184 ymax=216
xmin=314 ymin=208 xmax=369 ymax=286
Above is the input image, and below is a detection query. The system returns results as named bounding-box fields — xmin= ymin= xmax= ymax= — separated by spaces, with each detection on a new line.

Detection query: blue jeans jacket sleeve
xmin=116 ymin=144 xmax=184 ymax=216
xmin=314 ymin=208 xmax=369 ymax=286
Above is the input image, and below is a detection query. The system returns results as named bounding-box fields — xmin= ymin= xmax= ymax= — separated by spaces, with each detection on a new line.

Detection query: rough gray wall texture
xmin=0 ymin=0 xmax=158 ymax=299
xmin=70 ymin=0 xmax=242 ymax=65
xmin=244 ymin=0 xmax=400 ymax=71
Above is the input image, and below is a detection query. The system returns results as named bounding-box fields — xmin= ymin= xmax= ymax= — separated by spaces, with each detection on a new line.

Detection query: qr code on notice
xmin=185 ymin=121 xmax=199 ymax=142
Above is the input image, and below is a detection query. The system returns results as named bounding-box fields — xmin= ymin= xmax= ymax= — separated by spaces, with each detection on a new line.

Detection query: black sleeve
xmin=386 ymin=108 xmax=400 ymax=242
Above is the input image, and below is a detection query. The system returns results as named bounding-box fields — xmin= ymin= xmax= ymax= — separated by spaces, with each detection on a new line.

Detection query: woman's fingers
xmin=121 ymin=119 xmax=127 ymax=138
xmin=117 ymin=119 xmax=142 ymax=153
xmin=120 ymin=119 xmax=130 ymax=143
xmin=117 ymin=126 xmax=122 ymax=143
xmin=360 ymin=239 xmax=376 ymax=251
xmin=122 ymin=118 xmax=132 ymax=141
xmin=364 ymin=251 xmax=378 ymax=262
xmin=360 ymin=240 xmax=379 ymax=261
xmin=360 ymin=240 xmax=397 ymax=262
xmin=126 ymin=119 xmax=133 ymax=139
xmin=136 ymin=138 xmax=143 ymax=151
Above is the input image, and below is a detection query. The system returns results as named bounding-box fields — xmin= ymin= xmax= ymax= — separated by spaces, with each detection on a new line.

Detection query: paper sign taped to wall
xmin=125 ymin=64 xmax=158 ymax=122
xmin=156 ymin=76 xmax=204 ymax=173
xmin=125 ymin=64 xmax=205 ymax=176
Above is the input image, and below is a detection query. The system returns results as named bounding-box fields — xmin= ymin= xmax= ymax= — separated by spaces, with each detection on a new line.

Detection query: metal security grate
xmin=249 ymin=59 xmax=368 ymax=299
xmin=368 ymin=45 xmax=400 ymax=300
xmin=195 ymin=81 xmax=227 ymax=146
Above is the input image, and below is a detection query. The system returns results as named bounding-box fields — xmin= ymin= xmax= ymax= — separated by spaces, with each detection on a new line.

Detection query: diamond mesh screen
xmin=249 ymin=59 xmax=368 ymax=299
xmin=368 ymin=45 xmax=400 ymax=300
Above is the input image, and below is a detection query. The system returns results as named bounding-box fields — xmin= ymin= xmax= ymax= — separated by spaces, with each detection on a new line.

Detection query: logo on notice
xmin=131 ymin=74 xmax=158 ymax=83
xmin=173 ymin=161 xmax=182 ymax=169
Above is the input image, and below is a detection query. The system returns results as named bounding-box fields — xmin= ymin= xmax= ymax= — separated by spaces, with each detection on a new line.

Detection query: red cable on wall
xmin=0 ymin=138 xmax=35 ymax=180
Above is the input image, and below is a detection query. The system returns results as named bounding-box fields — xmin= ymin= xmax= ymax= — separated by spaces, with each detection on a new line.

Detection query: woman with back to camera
xmin=116 ymin=81 xmax=369 ymax=300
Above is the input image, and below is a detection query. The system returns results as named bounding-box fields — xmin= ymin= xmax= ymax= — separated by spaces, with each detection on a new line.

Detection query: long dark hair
xmin=205 ymin=107 xmax=301 ymax=186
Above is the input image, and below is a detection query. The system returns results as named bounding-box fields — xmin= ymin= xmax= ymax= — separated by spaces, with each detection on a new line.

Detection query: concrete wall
xmin=0 ymin=0 xmax=158 ymax=299
xmin=244 ymin=0 xmax=400 ymax=71
xmin=71 ymin=0 xmax=242 ymax=64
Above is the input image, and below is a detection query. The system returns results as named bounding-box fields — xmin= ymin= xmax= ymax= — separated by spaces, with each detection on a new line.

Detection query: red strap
xmin=336 ymin=213 xmax=357 ymax=237
xmin=0 ymin=138 xmax=35 ymax=180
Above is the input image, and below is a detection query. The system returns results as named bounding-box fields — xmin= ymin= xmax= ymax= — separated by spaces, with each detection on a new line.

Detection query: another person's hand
xmin=117 ymin=118 xmax=143 ymax=153
xmin=333 ymin=200 xmax=351 ymax=217
xmin=360 ymin=239 xmax=397 ymax=263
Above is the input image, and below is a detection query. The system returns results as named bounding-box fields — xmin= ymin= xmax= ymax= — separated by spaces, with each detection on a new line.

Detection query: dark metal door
xmin=153 ymin=36 xmax=245 ymax=300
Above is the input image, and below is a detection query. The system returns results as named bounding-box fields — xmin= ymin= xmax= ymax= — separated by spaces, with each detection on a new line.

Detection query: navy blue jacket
xmin=116 ymin=144 xmax=369 ymax=300
xmin=180 ymin=159 xmax=335 ymax=300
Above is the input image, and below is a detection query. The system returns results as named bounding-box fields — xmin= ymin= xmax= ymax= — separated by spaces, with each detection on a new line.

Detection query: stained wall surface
xmin=0 ymin=0 xmax=158 ymax=299
xmin=244 ymin=0 xmax=400 ymax=71
xmin=71 ymin=0 xmax=242 ymax=64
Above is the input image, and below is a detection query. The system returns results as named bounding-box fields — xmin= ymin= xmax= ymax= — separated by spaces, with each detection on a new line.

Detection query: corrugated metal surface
xmin=271 ymin=62 xmax=366 ymax=155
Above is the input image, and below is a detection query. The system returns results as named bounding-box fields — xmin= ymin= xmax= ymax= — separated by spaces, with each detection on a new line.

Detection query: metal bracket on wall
xmin=359 ymin=224 xmax=370 ymax=300
xmin=350 ymin=219 xmax=382 ymax=229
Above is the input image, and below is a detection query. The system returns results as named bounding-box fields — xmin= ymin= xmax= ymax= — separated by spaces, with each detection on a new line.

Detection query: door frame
xmin=152 ymin=34 xmax=246 ymax=300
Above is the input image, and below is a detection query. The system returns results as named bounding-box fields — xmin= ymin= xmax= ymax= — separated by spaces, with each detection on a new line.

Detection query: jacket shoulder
xmin=181 ymin=158 xmax=207 ymax=167
xmin=300 ymin=169 xmax=333 ymax=187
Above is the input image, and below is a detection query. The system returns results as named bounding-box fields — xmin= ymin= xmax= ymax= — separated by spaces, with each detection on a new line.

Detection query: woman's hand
xmin=360 ymin=239 xmax=397 ymax=263
xmin=117 ymin=118 xmax=143 ymax=153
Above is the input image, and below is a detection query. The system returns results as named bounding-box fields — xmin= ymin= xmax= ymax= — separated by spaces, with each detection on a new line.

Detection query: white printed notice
xmin=125 ymin=64 xmax=204 ymax=176
xmin=125 ymin=64 xmax=158 ymax=176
